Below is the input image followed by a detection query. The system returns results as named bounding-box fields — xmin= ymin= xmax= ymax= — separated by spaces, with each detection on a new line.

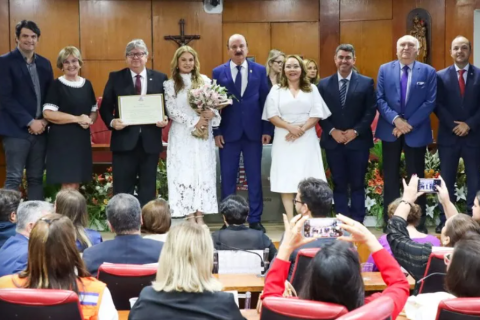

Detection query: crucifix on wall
xmin=164 ymin=19 xmax=200 ymax=46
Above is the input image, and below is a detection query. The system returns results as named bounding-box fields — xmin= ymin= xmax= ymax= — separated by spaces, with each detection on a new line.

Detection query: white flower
xmin=455 ymin=186 xmax=467 ymax=201
xmin=45 ymin=197 xmax=52 ymax=203
xmin=81 ymin=185 xmax=86 ymax=190
xmin=365 ymin=196 xmax=376 ymax=211
xmin=426 ymin=204 xmax=437 ymax=218
xmin=95 ymin=186 xmax=101 ymax=191
xmin=105 ymin=182 xmax=112 ymax=190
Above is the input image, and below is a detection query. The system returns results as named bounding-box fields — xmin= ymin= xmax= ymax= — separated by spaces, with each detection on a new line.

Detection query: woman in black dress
xmin=43 ymin=46 xmax=97 ymax=190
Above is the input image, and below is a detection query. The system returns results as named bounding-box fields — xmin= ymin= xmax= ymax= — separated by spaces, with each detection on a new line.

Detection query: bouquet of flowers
xmin=188 ymin=80 xmax=233 ymax=139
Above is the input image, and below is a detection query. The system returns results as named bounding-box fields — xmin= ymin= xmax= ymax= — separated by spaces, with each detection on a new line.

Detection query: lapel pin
xmin=250 ymin=70 xmax=252 ymax=73
xmin=149 ymin=78 xmax=153 ymax=81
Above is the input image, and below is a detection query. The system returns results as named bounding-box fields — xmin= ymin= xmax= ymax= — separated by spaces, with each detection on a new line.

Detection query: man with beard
xmin=435 ymin=36 xmax=480 ymax=232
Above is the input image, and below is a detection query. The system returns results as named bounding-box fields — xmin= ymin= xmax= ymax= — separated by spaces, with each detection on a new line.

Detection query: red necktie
xmin=135 ymin=74 xmax=142 ymax=95
xmin=458 ymin=69 xmax=465 ymax=97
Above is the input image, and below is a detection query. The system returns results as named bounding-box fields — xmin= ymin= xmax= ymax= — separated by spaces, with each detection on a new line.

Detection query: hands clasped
xmin=392 ymin=118 xmax=412 ymax=137
xmin=285 ymin=124 xmax=305 ymax=142
xmin=331 ymin=129 xmax=357 ymax=144
xmin=28 ymin=119 xmax=48 ymax=135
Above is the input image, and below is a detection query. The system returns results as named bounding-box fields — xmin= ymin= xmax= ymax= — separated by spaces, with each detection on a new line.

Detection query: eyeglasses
xmin=273 ymin=60 xmax=284 ymax=65
xmin=126 ymin=52 xmax=147 ymax=58
xmin=293 ymin=199 xmax=304 ymax=205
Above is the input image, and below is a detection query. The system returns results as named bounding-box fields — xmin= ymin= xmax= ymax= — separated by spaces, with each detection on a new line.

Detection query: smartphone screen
xmin=417 ymin=178 xmax=441 ymax=193
xmin=303 ymin=218 xmax=343 ymax=238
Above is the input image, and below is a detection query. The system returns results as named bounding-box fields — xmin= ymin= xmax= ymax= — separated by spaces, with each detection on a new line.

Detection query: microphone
xmin=417 ymin=272 xmax=447 ymax=283
xmin=214 ymin=241 xmax=267 ymax=274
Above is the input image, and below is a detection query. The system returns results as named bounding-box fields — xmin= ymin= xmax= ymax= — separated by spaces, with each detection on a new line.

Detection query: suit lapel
xmin=243 ymin=60 xmax=253 ymax=97
xmin=344 ymin=72 xmax=358 ymax=107
xmin=407 ymin=62 xmax=420 ymax=106
xmin=463 ymin=66 xmax=475 ymax=102
xmin=392 ymin=61 xmax=400 ymax=98
xmin=329 ymin=73 xmax=342 ymax=110
xmin=224 ymin=62 xmax=238 ymax=96
xmin=124 ymin=68 xmax=136 ymax=95
xmin=446 ymin=65 xmax=462 ymax=102
xmin=14 ymin=49 xmax=36 ymax=94
xmin=146 ymin=69 xmax=155 ymax=94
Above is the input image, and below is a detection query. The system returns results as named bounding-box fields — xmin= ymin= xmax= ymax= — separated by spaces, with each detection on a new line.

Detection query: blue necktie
xmin=400 ymin=66 xmax=409 ymax=115
xmin=339 ymin=79 xmax=348 ymax=107
xmin=235 ymin=65 xmax=242 ymax=97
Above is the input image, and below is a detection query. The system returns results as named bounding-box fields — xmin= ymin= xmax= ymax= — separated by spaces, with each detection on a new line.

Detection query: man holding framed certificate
xmin=100 ymin=39 xmax=168 ymax=206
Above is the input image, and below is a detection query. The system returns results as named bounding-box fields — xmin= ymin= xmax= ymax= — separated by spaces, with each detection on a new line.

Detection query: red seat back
xmin=418 ymin=250 xmax=449 ymax=294
xmin=436 ymin=298 xmax=480 ymax=320
xmin=97 ymin=263 xmax=158 ymax=310
xmin=290 ymin=248 xmax=320 ymax=291
xmin=260 ymin=297 xmax=348 ymax=320
xmin=336 ymin=296 xmax=394 ymax=320
xmin=0 ymin=288 xmax=83 ymax=320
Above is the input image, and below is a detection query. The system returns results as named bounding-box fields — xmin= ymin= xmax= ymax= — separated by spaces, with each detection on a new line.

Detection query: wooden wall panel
xmin=223 ymin=0 xmax=319 ymax=22
xmin=392 ymin=0 xmax=445 ymax=71
xmin=340 ymin=0 xmax=392 ymax=21
xmin=271 ymin=22 xmax=320 ymax=64
xmin=340 ymin=20 xmax=392 ymax=81
xmin=82 ymin=60 xmax=152 ymax=99
xmin=319 ymin=0 xmax=340 ymax=77
xmin=9 ymin=0 xmax=79 ymax=78
xmin=222 ymin=23 xmax=271 ymax=66
xmin=80 ymin=1 xmax=152 ymax=60
xmin=0 ymin=0 xmax=9 ymax=55
xmin=153 ymin=1 xmax=222 ymax=77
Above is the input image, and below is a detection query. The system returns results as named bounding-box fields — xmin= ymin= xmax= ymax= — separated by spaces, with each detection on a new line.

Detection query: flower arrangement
xmin=188 ymin=80 xmax=233 ymax=139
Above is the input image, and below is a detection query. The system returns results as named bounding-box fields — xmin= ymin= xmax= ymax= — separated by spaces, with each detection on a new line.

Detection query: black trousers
xmin=382 ymin=137 xmax=426 ymax=228
xmin=112 ymin=137 xmax=159 ymax=207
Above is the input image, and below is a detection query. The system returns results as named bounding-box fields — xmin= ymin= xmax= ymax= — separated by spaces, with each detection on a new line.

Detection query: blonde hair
xmin=56 ymin=46 xmax=83 ymax=70
xmin=304 ymin=59 xmax=320 ymax=85
xmin=152 ymin=222 xmax=222 ymax=293
xmin=280 ymin=55 xmax=312 ymax=92
xmin=170 ymin=45 xmax=204 ymax=95
xmin=266 ymin=49 xmax=285 ymax=82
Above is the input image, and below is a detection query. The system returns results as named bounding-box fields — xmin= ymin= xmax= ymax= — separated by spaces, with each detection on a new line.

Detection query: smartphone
xmin=303 ymin=218 xmax=343 ymax=238
xmin=417 ymin=178 xmax=441 ymax=193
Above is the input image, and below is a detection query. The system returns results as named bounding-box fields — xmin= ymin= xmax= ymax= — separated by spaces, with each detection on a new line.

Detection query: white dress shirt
xmin=130 ymin=68 xmax=148 ymax=96
xmin=455 ymin=63 xmax=469 ymax=85
xmin=230 ymin=60 xmax=248 ymax=97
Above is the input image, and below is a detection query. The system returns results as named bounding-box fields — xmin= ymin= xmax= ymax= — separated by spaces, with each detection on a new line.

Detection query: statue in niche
xmin=409 ymin=15 xmax=428 ymax=63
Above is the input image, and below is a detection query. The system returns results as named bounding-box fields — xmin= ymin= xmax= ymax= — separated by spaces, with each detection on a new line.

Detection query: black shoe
xmin=249 ymin=222 xmax=266 ymax=233
xmin=435 ymin=221 xmax=445 ymax=234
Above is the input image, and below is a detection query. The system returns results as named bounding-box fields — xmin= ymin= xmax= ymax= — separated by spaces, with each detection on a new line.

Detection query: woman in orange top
xmin=0 ymin=214 xmax=117 ymax=320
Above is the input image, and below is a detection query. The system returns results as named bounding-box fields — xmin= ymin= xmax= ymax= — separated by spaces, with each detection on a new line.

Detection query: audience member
xmin=55 ymin=190 xmax=102 ymax=252
xmin=304 ymin=58 xmax=320 ymax=85
xmin=212 ymin=195 xmax=277 ymax=262
xmin=262 ymin=214 xmax=409 ymax=320
xmin=0 ymin=189 xmax=21 ymax=248
xmin=0 ymin=201 xmax=52 ymax=276
xmin=0 ymin=214 xmax=118 ymax=320
xmin=82 ymin=193 xmax=163 ymax=277
xmin=387 ymin=175 xmax=480 ymax=280
xmin=365 ymin=198 xmax=440 ymax=271
xmin=142 ymin=198 xmax=171 ymax=242
xmin=129 ymin=223 xmax=244 ymax=320
xmin=265 ymin=49 xmax=285 ymax=88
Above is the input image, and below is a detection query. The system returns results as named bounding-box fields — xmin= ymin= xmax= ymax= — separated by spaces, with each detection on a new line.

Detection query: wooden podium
xmin=0 ymin=137 xmax=5 ymax=186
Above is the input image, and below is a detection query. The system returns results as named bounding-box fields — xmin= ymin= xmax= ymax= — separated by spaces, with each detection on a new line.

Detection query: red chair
xmin=97 ymin=263 xmax=158 ymax=310
xmin=435 ymin=298 xmax=480 ymax=320
xmin=336 ymin=296 xmax=394 ymax=320
xmin=290 ymin=248 xmax=320 ymax=291
xmin=418 ymin=250 xmax=450 ymax=294
xmin=260 ymin=297 xmax=348 ymax=320
xmin=0 ymin=288 xmax=83 ymax=320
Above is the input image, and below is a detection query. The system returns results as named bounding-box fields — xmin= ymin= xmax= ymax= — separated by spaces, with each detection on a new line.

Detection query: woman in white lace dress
xmin=164 ymin=46 xmax=220 ymax=224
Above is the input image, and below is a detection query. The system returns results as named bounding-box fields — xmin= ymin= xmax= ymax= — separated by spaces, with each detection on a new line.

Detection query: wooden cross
xmin=164 ymin=19 xmax=200 ymax=46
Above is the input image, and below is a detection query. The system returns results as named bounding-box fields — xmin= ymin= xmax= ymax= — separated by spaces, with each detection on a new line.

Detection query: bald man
xmin=434 ymin=36 xmax=480 ymax=232
xmin=212 ymin=34 xmax=273 ymax=232
xmin=375 ymin=35 xmax=437 ymax=232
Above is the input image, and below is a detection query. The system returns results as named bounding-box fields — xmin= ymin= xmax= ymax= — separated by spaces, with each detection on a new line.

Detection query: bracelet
xmin=399 ymin=200 xmax=413 ymax=209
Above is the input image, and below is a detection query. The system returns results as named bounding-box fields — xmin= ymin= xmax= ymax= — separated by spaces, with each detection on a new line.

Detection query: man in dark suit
xmin=318 ymin=44 xmax=376 ymax=223
xmin=212 ymin=34 xmax=273 ymax=232
xmin=0 ymin=20 xmax=53 ymax=200
xmin=376 ymin=35 xmax=437 ymax=232
xmin=435 ymin=36 xmax=480 ymax=232
xmin=82 ymin=193 xmax=163 ymax=277
xmin=100 ymin=39 xmax=168 ymax=206
xmin=0 ymin=189 xmax=21 ymax=248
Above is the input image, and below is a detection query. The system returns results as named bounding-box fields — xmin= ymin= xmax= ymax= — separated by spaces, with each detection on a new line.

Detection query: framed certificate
xmin=118 ymin=94 xmax=165 ymax=125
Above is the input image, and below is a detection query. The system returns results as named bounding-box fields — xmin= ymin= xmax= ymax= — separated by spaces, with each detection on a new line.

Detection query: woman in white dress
xmin=262 ymin=55 xmax=331 ymax=220
xmin=164 ymin=46 xmax=220 ymax=225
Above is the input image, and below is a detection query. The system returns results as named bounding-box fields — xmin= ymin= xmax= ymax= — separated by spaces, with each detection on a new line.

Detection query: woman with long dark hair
xmin=0 ymin=214 xmax=117 ymax=320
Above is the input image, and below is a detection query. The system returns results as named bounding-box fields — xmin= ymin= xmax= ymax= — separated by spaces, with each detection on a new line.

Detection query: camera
xmin=417 ymin=178 xmax=441 ymax=193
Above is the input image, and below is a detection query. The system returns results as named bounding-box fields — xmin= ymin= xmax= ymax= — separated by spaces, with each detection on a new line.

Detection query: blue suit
xmin=435 ymin=64 xmax=480 ymax=221
xmin=212 ymin=61 xmax=272 ymax=223
xmin=82 ymin=234 xmax=163 ymax=277
xmin=0 ymin=233 xmax=28 ymax=277
xmin=375 ymin=60 xmax=437 ymax=228
xmin=318 ymin=72 xmax=377 ymax=222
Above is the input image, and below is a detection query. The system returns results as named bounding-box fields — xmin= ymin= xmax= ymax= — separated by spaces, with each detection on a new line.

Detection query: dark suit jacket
xmin=0 ymin=48 xmax=53 ymax=138
xmin=212 ymin=61 xmax=273 ymax=142
xmin=318 ymin=72 xmax=376 ymax=150
xmin=129 ymin=286 xmax=245 ymax=320
xmin=435 ymin=64 xmax=480 ymax=147
xmin=82 ymin=234 xmax=163 ymax=277
xmin=100 ymin=68 xmax=168 ymax=154
xmin=212 ymin=225 xmax=277 ymax=262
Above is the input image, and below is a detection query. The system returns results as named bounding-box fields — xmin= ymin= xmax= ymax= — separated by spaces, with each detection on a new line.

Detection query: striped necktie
xmin=340 ymin=78 xmax=348 ymax=107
